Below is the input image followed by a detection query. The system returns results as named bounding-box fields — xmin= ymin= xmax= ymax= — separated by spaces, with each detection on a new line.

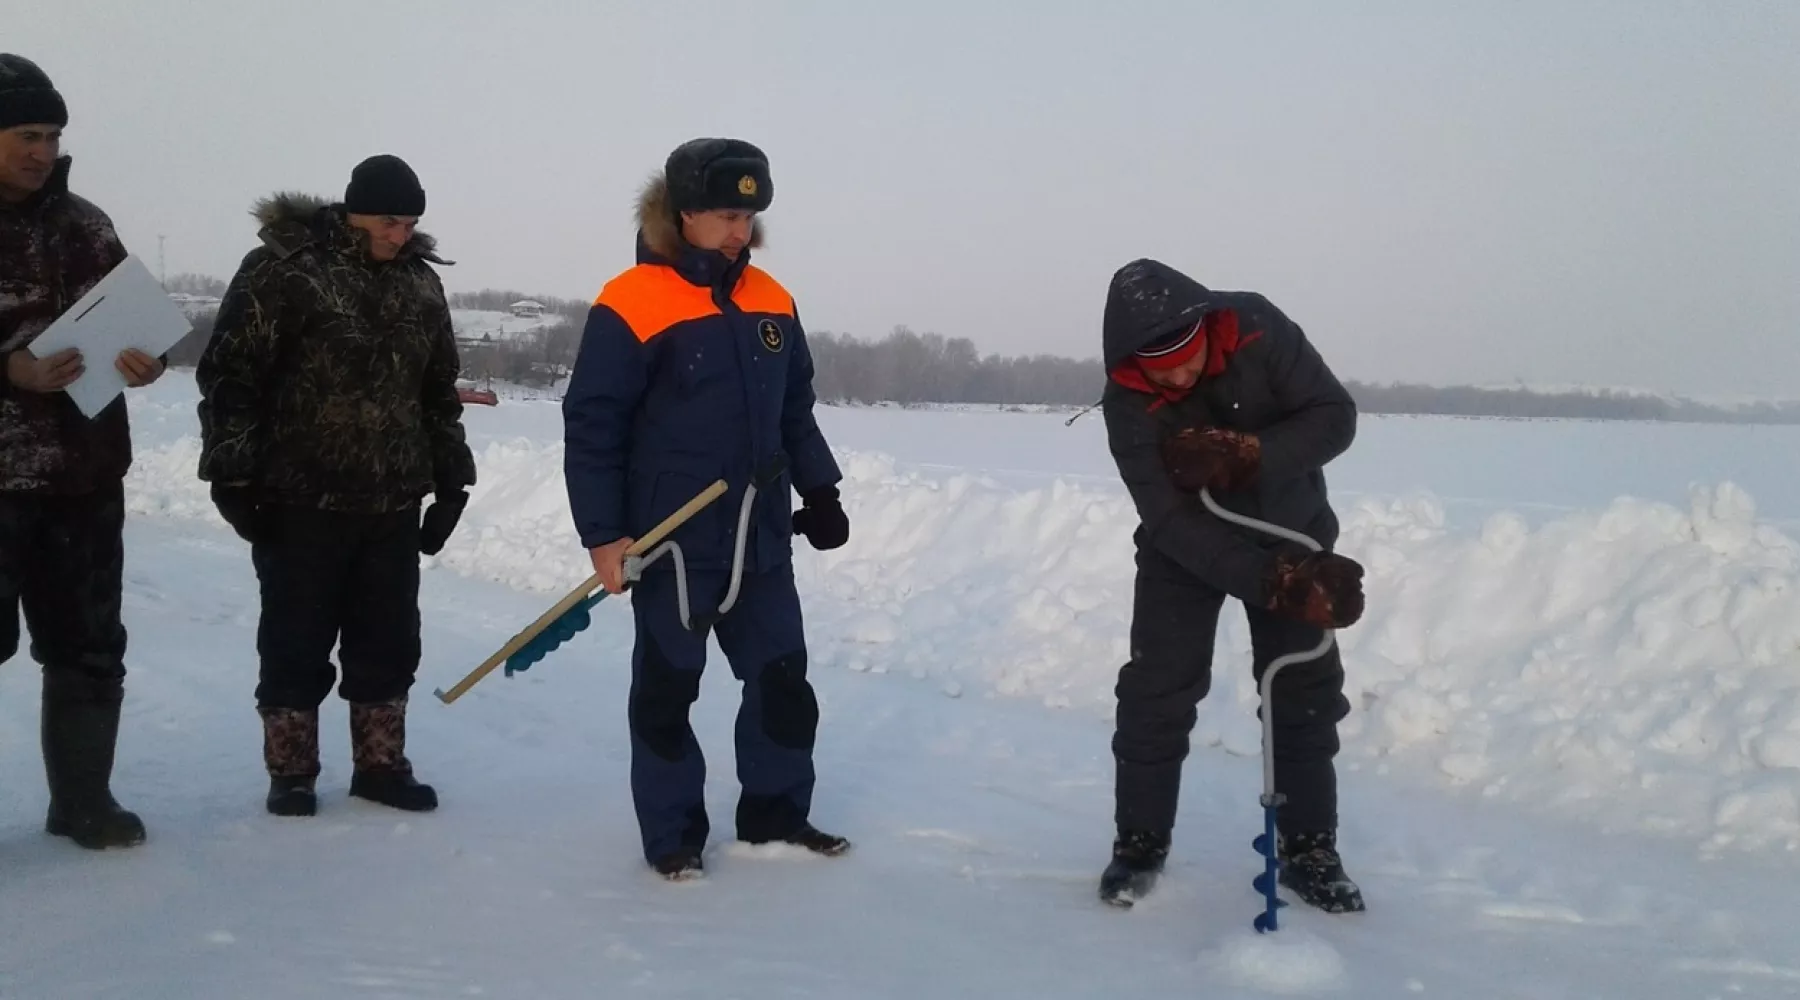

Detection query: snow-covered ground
xmin=4 ymin=372 xmax=1800 ymax=998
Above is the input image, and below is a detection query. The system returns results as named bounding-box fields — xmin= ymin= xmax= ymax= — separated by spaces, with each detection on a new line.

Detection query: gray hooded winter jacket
xmin=1099 ymin=258 xmax=1356 ymax=603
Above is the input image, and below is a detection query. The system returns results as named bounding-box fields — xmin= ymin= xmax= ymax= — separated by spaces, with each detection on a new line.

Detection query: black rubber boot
xmin=42 ymin=688 xmax=146 ymax=850
xmin=1099 ymin=828 xmax=1169 ymax=908
xmin=266 ymin=775 xmax=317 ymax=817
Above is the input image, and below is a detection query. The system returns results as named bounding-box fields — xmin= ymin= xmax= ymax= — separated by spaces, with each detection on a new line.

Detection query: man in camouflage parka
xmin=195 ymin=155 xmax=476 ymax=818
xmin=1 ymin=54 xmax=162 ymax=851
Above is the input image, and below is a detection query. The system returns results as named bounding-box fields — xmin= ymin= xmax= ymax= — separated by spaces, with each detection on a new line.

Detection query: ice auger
xmin=1197 ymin=486 xmax=1337 ymax=933
xmin=433 ymin=456 xmax=789 ymax=705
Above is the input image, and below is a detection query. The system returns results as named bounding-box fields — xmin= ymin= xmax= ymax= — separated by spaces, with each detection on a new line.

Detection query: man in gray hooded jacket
xmin=1095 ymin=257 xmax=1366 ymax=914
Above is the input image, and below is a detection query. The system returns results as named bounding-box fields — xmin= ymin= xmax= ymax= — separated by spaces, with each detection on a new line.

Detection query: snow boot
xmin=744 ymin=822 xmax=850 ymax=857
xmin=347 ymin=697 xmax=437 ymax=812
xmin=1278 ymin=830 xmax=1366 ymax=913
xmin=41 ymin=685 xmax=146 ymax=850
xmin=652 ymin=847 xmax=705 ymax=882
xmin=259 ymin=706 xmax=320 ymax=817
xmin=1099 ymin=828 xmax=1168 ymax=908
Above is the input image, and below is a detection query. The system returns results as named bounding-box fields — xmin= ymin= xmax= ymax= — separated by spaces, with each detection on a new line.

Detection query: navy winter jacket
xmin=562 ymin=226 xmax=840 ymax=576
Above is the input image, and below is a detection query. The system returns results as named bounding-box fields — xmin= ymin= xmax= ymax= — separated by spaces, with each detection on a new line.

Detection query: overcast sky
xmin=8 ymin=1 xmax=1796 ymax=398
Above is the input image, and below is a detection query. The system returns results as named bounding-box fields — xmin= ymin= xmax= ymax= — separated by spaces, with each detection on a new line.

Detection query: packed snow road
xmin=3 ymin=516 xmax=1798 ymax=999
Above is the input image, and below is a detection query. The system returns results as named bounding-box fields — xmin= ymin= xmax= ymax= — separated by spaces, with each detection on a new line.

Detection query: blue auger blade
xmin=1253 ymin=802 xmax=1286 ymax=933
xmin=505 ymin=591 xmax=609 ymax=676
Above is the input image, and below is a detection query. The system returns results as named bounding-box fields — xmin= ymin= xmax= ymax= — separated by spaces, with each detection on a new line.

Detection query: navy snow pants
xmin=626 ymin=562 xmax=819 ymax=863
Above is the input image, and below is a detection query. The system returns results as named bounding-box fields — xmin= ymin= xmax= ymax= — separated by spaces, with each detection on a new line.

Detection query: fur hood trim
xmin=250 ymin=191 xmax=448 ymax=264
xmin=635 ymin=174 xmax=764 ymax=261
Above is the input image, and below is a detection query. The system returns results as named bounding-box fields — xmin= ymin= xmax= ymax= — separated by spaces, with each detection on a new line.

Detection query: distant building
xmin=510 ymin=299 xmax=545 ymax=318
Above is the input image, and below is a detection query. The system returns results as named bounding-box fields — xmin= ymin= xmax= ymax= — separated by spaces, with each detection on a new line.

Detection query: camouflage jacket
xmin=195 ymin=193 xmax=476 ymax=512
xmin=0 ymin=156 xmax=134 ymax=495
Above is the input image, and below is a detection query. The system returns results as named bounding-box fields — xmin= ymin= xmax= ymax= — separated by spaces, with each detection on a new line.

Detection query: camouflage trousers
xmin=0 ymin=480 xmax=128 ymax=701
xmin=250 ymin=502 xmax=422 ymax=711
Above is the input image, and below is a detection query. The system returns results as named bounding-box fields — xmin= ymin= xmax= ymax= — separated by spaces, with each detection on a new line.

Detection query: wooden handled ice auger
xmin=432 ymin=479 xmax=729 ymax=705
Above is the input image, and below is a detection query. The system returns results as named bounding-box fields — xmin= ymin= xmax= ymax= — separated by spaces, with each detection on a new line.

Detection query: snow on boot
xmin=1099 ymin=829 xmax=1168 ymax=908
xmin=347 ymin=698 xmax=438 ymax=812
xmin=739 ymin=821 xmax=851 ymax=857
xmin=782 ymin=823 xmax=851 ymax=857
xmin=41 ymin=684 xmax=146 ymax=850
xmin=1278 ymin=830 xmax=1366 ymax=913
xmin=653 ymin=847 xmax=705 ymax=882
xmin=259 ymin=707 xmax=320 ymax=817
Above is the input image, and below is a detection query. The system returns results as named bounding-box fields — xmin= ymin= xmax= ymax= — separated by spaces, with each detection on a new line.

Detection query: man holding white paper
xmin=0 ymin=53 xmax=162 ymax=851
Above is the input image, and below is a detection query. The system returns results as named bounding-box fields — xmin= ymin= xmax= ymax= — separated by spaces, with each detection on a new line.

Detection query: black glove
xmin=211 ymin=483 xmax=261 ymax=544
xmin=791 ymin=485 xmax=849 ymax=551
xmin=419 ymin=488 xmax=469 ymax=556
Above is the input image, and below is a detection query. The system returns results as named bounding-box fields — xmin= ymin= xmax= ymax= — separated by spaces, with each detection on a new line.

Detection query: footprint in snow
xmin=902 ymin=829 xmax=991 ymax=854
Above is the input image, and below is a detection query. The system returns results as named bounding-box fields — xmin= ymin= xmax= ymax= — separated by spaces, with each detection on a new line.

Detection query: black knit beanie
xmin=344 ymin=154 xmax=426 ymax=216
xmin=0 ymin=54 xmax=68 ymax=131
xmin=664 ymin=138 xmax=773 ymax=214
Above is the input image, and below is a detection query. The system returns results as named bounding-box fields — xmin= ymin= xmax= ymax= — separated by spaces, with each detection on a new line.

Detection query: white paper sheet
xmin=27 ymin=254 xmax=195 ymax=419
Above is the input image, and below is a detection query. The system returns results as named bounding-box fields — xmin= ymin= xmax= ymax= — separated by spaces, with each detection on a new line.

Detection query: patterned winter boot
xmin=1278 ymin=829 xmax=1366 ymax=913
xmin=348 ymin=697 xmax=438 ymax=812
xmin=259 ymin=707 xmax=320 ymax=817
xmin=1098 ymin=828 xmax=1169 ymax=908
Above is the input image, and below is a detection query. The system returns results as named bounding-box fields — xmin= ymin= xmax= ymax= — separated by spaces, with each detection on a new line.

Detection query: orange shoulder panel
xmin=594 ymin=265 xmax=720 ymax=343
xmin=733 ymin=266 xmax=797 ymax=317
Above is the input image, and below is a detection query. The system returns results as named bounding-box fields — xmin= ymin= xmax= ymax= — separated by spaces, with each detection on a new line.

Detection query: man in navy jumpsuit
xmin=562 ymin=138 xmax=851 ymax=880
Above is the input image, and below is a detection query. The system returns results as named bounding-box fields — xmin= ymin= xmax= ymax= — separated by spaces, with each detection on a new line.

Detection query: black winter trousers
xmin=0 ymin=481 xmax=128 ymax=702
xmin=250 ymin=503 xmax=422 ymax=711
xmin=1113 ymin=544 xmax=1351 ymax=838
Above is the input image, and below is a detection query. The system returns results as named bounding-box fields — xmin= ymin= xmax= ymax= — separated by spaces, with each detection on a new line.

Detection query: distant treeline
xmin=807 ymin=326 xmax=1800 ymax=424
xmin=1342 ymin=382 xmax=1800 ymax=424
xmin=808 ymin=328 xmax=1096 ymax=406
xmin=154 ymin=280 xmax=1800 ymax=424
xmin=164 ymin=272 xmax=228 ymax=297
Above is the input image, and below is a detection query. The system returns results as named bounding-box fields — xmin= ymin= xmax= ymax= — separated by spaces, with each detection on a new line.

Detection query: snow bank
xmin=819 ymin=460 xmax=1800 ymax=856
xmin=123 ymin=434 xmax=1800 ymax=853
